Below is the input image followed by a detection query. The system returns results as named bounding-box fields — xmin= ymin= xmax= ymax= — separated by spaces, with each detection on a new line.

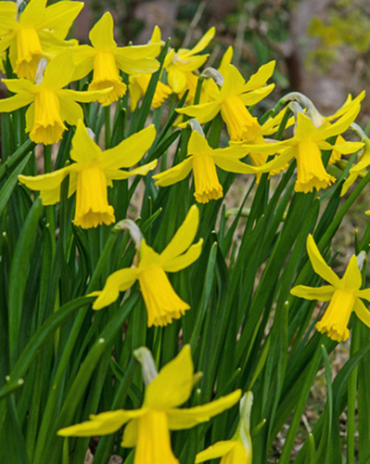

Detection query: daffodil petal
xmin=160 ymin=204 xmax=199 ymax=262
xmin=246 ymin=147 xmax=294 ymax=173
xmin=92 ymin=268 xmax=139 ymax=310
xmin=357 ymin=288 xmax=370 ymax=302
xmin=38 ymin=1 xmax=84 ymax=40
xmin=243 ymin=60 xmax=275 ymax=92
xmin=294 ymin=112 xmax=318 ymax=140
xmin=290 ymin=285 xmax=335 ymax=301
xmin=176 ymin=101 xmax=220 ymax=123
xmin=19 ymin=0 xmax=47 ymax=25
xmin=59 ymin=97 xmax=83 ymax=126
xmin=353 ymin=298 xmax=370 ymax=328
xmin=102 ymin=125 xmax=156 ymax=169
xmin=316 ymin=101 xmax=361 ymax=140
xmin=306 ymin=235 xmax=341 ymax=286
xmin=195 ymin=441 xmax=236 ymax=463
xmin=213 ymin=154 xmax=256 ymax=174
xmin=163 ymin=239 xmax=203 ymax=273
xmin=319 ymin=141 xmax=364 ymax=155
xmin=218 ymin=46 xmax=233 ymax=76
xmin=121 ymin=419 xmax=138 ymax=447
xmin=70 ymin=120 xmax=102 ymax=163
xmin=186 ymin=27 xmax=215 ymax=56
xmin=168 ymin=67 xmax=188 ymax=94
xmin=58 ymin=409 xmax=145 ymax=437
xmin=153 ymin=157 xmax=193 ymax=187
xmin=341 ymin=255 xmax=362 ymax=290
xmin=2 ymin=78 xmax=35 ymax=94
xmin=145 ymin=345 xmax=194 ymax=409
xmin=71 ymin=45 xmax=95 ymax=80
xmin=168 ymin=390 xmax=241 ymax=430
xmin=188 ymin=130 xmax=212 ymax=155
xmin=0 ymin=93 xmax=34 ymax=112
xmin=106 ymin=160 xmax=157 ymax=181
xmin=63 ymin=88 xmax=112 ymax=103
xmin=221 ymin=64 xmax=246 ymax=96
xmin=0 ymin=2 xmax=16 ymax=36
xmin=89 ymin=12 xmax=116 ymax=49
xmin=115 ymin=55 xmax=160 ymax=75
xmin=42 ymin=51 xmax=75 ymax=90
xmin=240 ymin=83 xmax=275 ymax=106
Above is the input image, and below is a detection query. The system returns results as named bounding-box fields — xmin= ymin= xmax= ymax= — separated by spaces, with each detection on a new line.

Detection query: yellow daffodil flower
xmin=164 ymin=27 xmax=215 ymax=97
xmin=72 ymin=12 xmax=161 ymax=106
xmin=0 ymin=52 xmax=110 ymax=144
xmin=91 ymin=205 xmax=203 ymax=326
xmin=196 ymin=392 xmax=253 ymax=464
xmin=0 ymin=0 xmax=83 ymax=79
xmin=128 ymin=26 xmax=172 ymax=111
xmin=177 ymin=61 xmax=275 ymax=141
xmin=58 ymin=345 xmax=242 ymax=464
xmin=19 ymin=120 xmax=157 ymax=228
xmin=291 ymin=235 xmax=370 ymax=342
xmin=153 ymin=130 xmax=252 ymax=203
xmin=240 ymin=100 xmax=364 ymax=193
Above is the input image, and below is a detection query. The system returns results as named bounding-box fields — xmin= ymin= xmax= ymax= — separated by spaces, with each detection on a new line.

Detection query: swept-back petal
xmin=168 ymin=390 xmax=241 ymax=430
xmin=341 ymin=255 xmax=362 ymax=291
xmin=58 ymin=409 xmax=145 ymax=437
xmin=71 ymin=45 xmax=95 ymax=80
xmin=0 ymin=93 xmax=34 ymax=112
xmin=244 ymin=147 xmax=294 ymax=174
xmin=1 ymin=78 xmax=35 ymax=94
xmin=306 ymin=235 xmax=341 ymax=286
xmin=42 ymin=51 xmax=75 ymax=90
xmin=221 ymin=64 xmax=246 ymax=97
xmin=18 ymin=165 xmax=75 ymax=206
xmin=188 ymin=130 xmax=212 ymax=156
xmin=315 ymin=101 xmax=361 ymax=140
xmin=92 ymin=268 xmax=139 ymax=310
xmin=38 ymin=1 xmax=83 ymax=40
xmin=70 ymin=120 xmax=101 ymax=164
xmin=102 ymin=125 xmax=156 ymax=170
xmin=115 ymin=43 xmax=161 ymax=60
xmin=218 ymin=46 xmax=233 ymax=76
xmin=176 ymin=101 xmax=221 ymax=123
xmin=89 ymin=12 xmax=116 ymax=50
xmin=317 ymin=141 xmax=364 ymax=155
xmin=239 ymin=83 xmax=275 ymax=106
xmin=63 ymin=87 xmax=112 ymax=103
xmin=353 ymin=298 xmax=370 ymax=328
xmin=168 ymin=66 xmax=188 ymax=94
xmin=153 ymin=157 xmax=193 ymax=187
xmin=121 ymin=419 xmax=138 ymax=447
xmin=213 ymin=154 xmax=256 ymax=174
xmin=196 ymin=441 xmax=236 ymax=463
xmin=290 ymin=285 xmax=335 ymax=301
xmin=294 ymin=112 xmax=318 ymax=141
xmin=106 ymin=160 xmax=157 ymax=181
xmin=163 ymin=239 xmax=203 ymax=273
xmin=59 ymin=98 xmax=83 ymax=126
xmin=145 ymin=345 xmax=194 ymax=409
xmin=160 ymin=205 xmax=199 ymax=262
xmin=0 ymin=2 xmax=16 ymax=36
xmin=242 ymin=61 xmax=275 ymax=92
xmin=184 ymin=27 xmax=215 ymax=57
xmin=19 ymin=0 xmax=47 ymax=25
xmin=357 ymin=288 xmax=370 ymax=302
xmin=115 ymin=54 xmax=159 ymax=75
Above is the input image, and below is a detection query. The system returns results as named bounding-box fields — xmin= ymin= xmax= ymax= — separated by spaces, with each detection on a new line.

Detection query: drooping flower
xmin=0 ymin=52 xmax=110 ymax=144
xmin=0 ymin=0 xmax=83 ymax=79
xmin=239 ymin=99 xmax=364 ymax=193
xmin=58 ymin=345 xmax=242 ymax=464
xmin=153 ymin=129 xmax=253 ymax=203
xmin=291 ymin=235 xmax=370 ymax=342
xmin=196 ymin=392 xmax=253 ymax=464
xmin=164 ymin=27 xmax=215 ymax=99
xmin=176 ymin=61 xmax=275 ymax=141
xmin=72 ymin=12 xmax=161 ymax=106
xmin=128 ymin=26 xmax=172 ymax=111
xmin=91 ymin=205 xmax=203 ymax=326
xmin=18 ymin=120 xmax=157 ymax=228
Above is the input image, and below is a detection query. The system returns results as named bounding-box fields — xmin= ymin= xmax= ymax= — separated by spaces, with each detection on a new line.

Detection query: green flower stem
xmin=347 ymin=319 xmax=360 ymax=464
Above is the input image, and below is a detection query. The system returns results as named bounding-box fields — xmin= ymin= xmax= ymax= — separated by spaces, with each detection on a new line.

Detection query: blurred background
xmin=75 ymin=0 xmax=370 ymax=118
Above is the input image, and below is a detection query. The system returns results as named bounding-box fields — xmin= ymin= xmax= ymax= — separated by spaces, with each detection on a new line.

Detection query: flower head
xmin=153 ymin=129 xmax=252 ymax=203
xmin=240 ymin=99 xmax=364 ymax=193
xmin=177 ymin=61 xmax=275 ymax=141
xmin=58 ymin=345 xmax=242 ymax=464
xmin=291 ymin=235 xmax=370 ymax=342
xmin=0 ymin=0 xmax=83 ymax=79
xmin=0 ymin=52 xmax=110 ymax=144
xmin=91 ymin=205 xmax=203 ymax=326
xmin=196 ymin=392 xmax=253 ymax=464
xmin=165 ymin=27 xmax=215 ymax=97
xmin=18 ymin=120 xmax=156 ymax=228
xmin=72 ymin=12 xmax=161 ymax=106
